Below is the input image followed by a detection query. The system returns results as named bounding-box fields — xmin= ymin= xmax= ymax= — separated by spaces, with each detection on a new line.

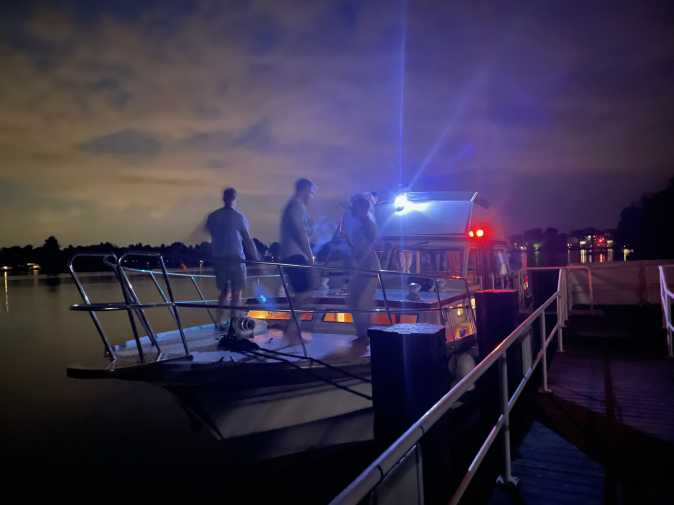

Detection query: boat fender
xmin=448 ymin=352 xmax=476 ymax=390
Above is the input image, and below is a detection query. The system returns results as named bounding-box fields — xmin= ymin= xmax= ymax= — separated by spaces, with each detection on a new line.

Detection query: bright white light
xmin=393 ymin=193 xmax=429 ymax=215
xmin=394 ymin=193 xmax=409 ymax=211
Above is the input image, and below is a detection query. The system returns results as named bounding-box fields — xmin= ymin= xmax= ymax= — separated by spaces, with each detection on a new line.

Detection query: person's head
xmin=294 ymin=178 xmax=316 ymax=205
xmin=351 ymin=193 xmax=370 ymax=218
xmin=222 ymin=187 xmax=237 ymax=207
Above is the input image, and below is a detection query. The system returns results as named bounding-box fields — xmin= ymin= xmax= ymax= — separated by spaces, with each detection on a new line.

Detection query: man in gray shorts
xmin=206 ymin=187 xmax=258 ymax=330
xmin=280 ymin=178 xmax=316 ymax=341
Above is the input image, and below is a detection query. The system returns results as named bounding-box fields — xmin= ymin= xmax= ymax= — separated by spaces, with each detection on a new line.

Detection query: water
xmin=520 ymin=249 xmax=619 ymax=268
xmin=1 ymin=273 xmax=223 ymax=466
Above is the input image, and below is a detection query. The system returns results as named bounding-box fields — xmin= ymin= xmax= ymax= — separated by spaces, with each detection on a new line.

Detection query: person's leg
xmin=216 ymin=286 xmax=230 ymax=327
xmin=229 ymin=262 xmax=246 ymax=321
xmin=230 ymin=289 xmax=242 ymax=320
xmin=282 ymin=257 xmax=310 ymax=343
xmin=214 ymin=259 xmax=230 ymax=327
xmin=350 ymin=274 xmax=376 ymax=338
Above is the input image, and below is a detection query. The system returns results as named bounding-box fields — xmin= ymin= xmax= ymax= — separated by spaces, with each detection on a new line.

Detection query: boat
xmin=66 ymin=191 xmax=514 ymax=456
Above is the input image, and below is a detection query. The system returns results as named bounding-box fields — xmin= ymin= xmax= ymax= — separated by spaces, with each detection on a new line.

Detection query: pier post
xmin=475 ymin=290 xmax=520 ymax=398
xmin=369 ymin=323 xmax=451 ymax=502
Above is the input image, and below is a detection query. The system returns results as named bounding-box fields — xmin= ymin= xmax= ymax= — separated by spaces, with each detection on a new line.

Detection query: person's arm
xmin=240 ymin=215 xmax=259 ymax=262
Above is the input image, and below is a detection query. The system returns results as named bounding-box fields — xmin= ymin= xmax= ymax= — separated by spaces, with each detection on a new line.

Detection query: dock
xmin=488 ymin=306 xmax=674 ymax=505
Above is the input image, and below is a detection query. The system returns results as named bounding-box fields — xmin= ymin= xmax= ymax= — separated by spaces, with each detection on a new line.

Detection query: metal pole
xmin=119 ymin=267 xmax=160 ymax=352
xmin=539 ymin=313 xmax=550 ymax=393
xmin=665 ymin=293 xmax=674 ymax=358
xmin=498 ymin=354 xmax=517 ymax=486
xmin=115 ymin=264 xmax=144 ymax=362
xmin=159 ymin=257 xmax=189 ymax=356
xmin=149 ymin=271 xmax=175 ymax=321
xmin=68 ymin=259 xmax=117 ymax=360
xmin=277 ymin=264 xmax=308 ymax=357
xmin=378 ymin=271 xmax=393 ymax=325
xmin=190 ymin=275 xmax=217 ymax=325
xmin=433 ymin=277 xmax=447 ymax=325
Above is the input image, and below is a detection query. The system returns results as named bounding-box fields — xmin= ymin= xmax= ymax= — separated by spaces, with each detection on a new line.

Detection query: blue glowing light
xmin=393 ymin=193 xmax=429 ymax=215
xmin=394 ymin=193 xmax=409 ymax=211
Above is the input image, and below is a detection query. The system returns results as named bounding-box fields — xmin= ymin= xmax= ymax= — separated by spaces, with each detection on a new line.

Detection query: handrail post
xmin=277 ymin=264 xmax=308 ymax=357
xmin=665 ymin=293 xmax=674 ymax=358
xmin=68 ymin=255 xmax=117 ymax=361
xmin=377 ymin=272 xmax=394 ymax=325
xmin=539 ymin=313 xmax=551 ymax=393
xmin=497 ymin=353 xmax=518 ymax=487
xmin=119 ymin=266 xmax=161 ymax=353
xmin=115 ymin=262 xmax=145 ymax=362
xmin=433 ymin=277 xmax=447 ymax=325
xmin=158 ymin=256 xmax=189 ymax=357
xmin=557 ymin=270 xmax=565 ymax=353
xmin=190 ymin=275 xmax=217 ymax=325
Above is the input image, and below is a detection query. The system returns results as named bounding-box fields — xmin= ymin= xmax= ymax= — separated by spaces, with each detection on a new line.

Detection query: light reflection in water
xmin=2 ymin=272 xmax=8 ymax=312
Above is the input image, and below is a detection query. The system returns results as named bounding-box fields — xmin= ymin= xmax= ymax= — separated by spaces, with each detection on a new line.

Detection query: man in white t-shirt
xmin=206 ymin=187 xmax=258 ymax=330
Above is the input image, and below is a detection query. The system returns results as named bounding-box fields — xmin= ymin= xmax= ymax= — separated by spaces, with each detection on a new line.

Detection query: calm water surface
xmin=1 ymin=273 xmax=224 ymax=465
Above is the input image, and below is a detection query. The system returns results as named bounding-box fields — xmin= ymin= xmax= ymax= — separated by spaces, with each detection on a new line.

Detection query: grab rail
xmin=519 ymin=265 xmax=592 ymax=311
xmin=658 ymin=265 xmax=674 ymax=357
xmin=329 ymin=268 xmax=568 ymax=505
xmin=69 ymin=252 xmax=475 ymax=364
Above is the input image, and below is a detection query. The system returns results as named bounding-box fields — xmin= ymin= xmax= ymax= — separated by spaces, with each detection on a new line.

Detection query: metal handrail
xmin=329 ymin=269 xmax=568 ymax=505
xmin=68 ymin=253 xmax=118 ymax=360
xmin=70 ymin=252 xmax=475 ymax=363
xmin=658 ymin=265 xmax=674 ymax=357
xmin=519 ymin=265 xmax=592 ymax=311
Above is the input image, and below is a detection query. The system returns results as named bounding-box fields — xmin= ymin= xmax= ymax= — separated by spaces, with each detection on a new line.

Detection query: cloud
xmin=79 ymin=129 xmax=162 ymax=158
xmin=1 ymin=0 xmax=673 ymax=247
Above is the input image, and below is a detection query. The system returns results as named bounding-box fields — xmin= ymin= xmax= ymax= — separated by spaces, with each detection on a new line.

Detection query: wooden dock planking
xmin=488 ymin=421 xmax=604 ymax=505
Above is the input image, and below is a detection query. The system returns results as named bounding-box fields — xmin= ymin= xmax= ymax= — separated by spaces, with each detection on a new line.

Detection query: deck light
xmin=394 ymin=193 xmax=409 ymax=212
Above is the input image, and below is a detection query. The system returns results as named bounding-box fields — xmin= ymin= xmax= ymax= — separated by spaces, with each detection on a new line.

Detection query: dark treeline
xmin=616 ymin=177 xmax=674 ymax=260
xmin=0 ymin=236 xmax=279 ymax=275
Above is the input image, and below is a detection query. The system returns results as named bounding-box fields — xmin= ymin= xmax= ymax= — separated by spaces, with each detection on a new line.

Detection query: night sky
xmin=1 ymin=0 xmax=673 ymax=247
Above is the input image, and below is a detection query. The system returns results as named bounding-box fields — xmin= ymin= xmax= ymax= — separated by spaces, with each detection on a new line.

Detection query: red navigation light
xmin=468 ymin=226 xmax=488 ymax=240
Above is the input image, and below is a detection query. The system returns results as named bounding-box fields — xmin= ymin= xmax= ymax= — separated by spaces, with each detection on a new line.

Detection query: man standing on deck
xmin=345 ymin=193 xmax=380 ymax=339
xmin=280 ymin=178 xmax=316 ymax=341
xmin=206 ymin=187 xmax=258 ymax=332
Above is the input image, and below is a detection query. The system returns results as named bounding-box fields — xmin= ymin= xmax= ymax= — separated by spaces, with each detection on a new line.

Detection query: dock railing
xmin=658 ymin=265 xmax=674 ymax=358
xmin=329 ymin=268 xmax=569 ymax=505
xmin=69 ymin=252 xmax=475 ymax=364
xmin=518 ymin=265 xmax=592 ymax=313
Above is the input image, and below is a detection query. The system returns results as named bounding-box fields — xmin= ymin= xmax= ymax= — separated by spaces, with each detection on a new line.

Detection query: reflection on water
xmin=2 ymin=271 xmax=8 ymax=312
xmin=574 ymin=248 xmax=614 ymax=264
xmin=519 ymin=249 xmax=619 ymax=268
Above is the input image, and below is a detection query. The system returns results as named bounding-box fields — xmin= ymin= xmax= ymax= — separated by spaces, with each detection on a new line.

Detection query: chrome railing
xmin=518 ymin=265 xmax=592 ymax=312
xmin=658 ymin=265 xmax=674 ymax=358
xmin=329 ymin=268 xmax=569 ymax=505
xmin=69 ymin=252 xmax=475 ymax=364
